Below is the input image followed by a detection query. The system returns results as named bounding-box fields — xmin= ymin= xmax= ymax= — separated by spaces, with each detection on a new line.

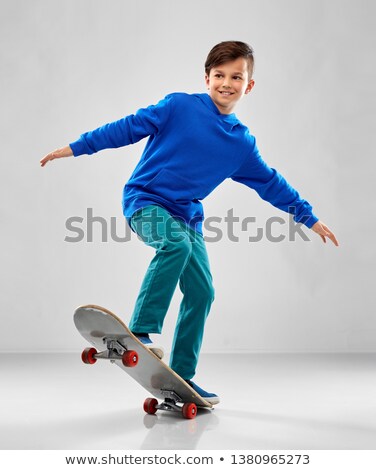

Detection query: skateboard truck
xmin=159 ymin=390 xmax=184 ymax=412
xmin=102 ymin=338 xmax=129 ymax=363
xmin=144 ymin=390 xmax=198 ymax=419
xmin=81 ymin=338 xmax=139 ymax=367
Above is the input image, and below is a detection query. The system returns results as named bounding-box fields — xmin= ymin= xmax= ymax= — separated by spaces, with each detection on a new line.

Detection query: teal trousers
xmin=129 ymin=205 xmax=215 ymax=380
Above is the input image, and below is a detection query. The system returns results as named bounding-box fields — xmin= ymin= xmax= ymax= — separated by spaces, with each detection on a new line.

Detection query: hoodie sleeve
xmin=231 ymin=137 xmax=319 ymax=228
xmin=69 ymin=94 xmax=174 ymax=156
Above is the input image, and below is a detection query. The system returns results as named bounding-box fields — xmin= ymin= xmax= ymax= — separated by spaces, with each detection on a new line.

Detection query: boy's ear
xmin=245 ymin=79 xmax=255 ymax=95
xmin=205 ymin=74 xmax=210 ymax=89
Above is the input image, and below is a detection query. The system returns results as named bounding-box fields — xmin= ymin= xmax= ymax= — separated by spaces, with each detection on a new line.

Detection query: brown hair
xmin=205 ymin=41 xmax=254 ymax=77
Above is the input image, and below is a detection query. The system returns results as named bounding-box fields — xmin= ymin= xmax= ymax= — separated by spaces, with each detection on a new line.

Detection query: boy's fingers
xmin=324 ymin=228 xmax=339 ymax=246
xmin=40 ymin=152 xmax=57 ymax=166
xmin=40 ymin=155 xmax=50 ymax=166
xmin=328 ymin=232 xmax=339 ymax=246
xmin=312 ymin=222 xmax=339 ymax=246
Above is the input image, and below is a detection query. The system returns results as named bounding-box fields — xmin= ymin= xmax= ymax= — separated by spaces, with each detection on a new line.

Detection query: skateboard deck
xmin=74 ymin=304 xmax=213 ymax=419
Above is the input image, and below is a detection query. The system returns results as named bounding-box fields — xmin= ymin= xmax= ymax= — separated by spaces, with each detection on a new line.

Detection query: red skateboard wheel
xmin=143 ymin=397 xmax=158 ymax=415
xmin=122 ymin=350 xmax=139 ymax=367
xmin=182 ymin=402 xmax=197 ymax=419
xmin=81 ymin=347 xmax=97 ymax=364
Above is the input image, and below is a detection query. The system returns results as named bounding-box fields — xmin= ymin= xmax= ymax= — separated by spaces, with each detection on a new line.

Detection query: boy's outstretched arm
xmin=230 ymin=139 xmax=339 ymax=247
xmin=311 ymin=221 xmax=339 ymax=246
xmin=40 ymin=145 xmax=73 ymax=167
xmin=40 ymin=95 xmax=173 ymax=166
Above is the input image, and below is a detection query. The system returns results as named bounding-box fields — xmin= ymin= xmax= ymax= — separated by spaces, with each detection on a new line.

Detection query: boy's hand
xmin=40 ymin=145 xmax=73 ymax=167
xmin=311 ymin=221 xmax=339 ymax=246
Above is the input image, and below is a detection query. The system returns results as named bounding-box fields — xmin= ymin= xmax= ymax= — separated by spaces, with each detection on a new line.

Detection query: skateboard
xmin=73 ymin=304 xmax=213 ymax=419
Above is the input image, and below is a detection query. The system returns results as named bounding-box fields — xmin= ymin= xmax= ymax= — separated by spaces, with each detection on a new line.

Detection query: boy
xmin=40 ymin=41 xmax=338 ymax=405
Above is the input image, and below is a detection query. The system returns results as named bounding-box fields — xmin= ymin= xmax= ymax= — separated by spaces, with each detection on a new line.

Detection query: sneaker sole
xmin=203 ymin=396 xmax=220 ymax=405
xmin=148 ymin=346 xmax=164 ymax=360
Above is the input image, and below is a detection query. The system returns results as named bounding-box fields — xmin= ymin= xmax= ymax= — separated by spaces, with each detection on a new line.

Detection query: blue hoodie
xmin=69 ymin=92 xmax=318 ymax=234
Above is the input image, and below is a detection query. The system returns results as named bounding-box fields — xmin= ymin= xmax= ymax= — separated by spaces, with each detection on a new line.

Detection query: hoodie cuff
xmin=69 ymin=138 xmax=87 ymax=157
xmin=300 ymin=214 xmax=319 ymax=229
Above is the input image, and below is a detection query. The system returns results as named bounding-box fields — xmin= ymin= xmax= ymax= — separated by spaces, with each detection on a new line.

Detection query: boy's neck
xmin=208 ymin=94 xmax=236 ymax=115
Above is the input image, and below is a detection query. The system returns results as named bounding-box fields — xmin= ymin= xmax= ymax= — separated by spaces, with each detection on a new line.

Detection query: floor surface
xmin=1 ymin=353 xmax=375 ymax=450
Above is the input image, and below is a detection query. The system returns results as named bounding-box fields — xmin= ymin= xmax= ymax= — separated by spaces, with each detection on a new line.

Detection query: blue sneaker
xmin=186 ymin=380 xmax=220 ymax=405
xmin=133 ymin=333 xmax=164 ymax=359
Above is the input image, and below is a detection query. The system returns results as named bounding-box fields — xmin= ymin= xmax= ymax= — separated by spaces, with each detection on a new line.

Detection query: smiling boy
xmin=40 ymin=41 xmax=338 ymax=404
xmin=206 ymin=57 xmax=254 ymax=114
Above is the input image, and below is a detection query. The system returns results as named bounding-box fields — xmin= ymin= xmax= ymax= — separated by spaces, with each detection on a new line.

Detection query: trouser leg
xmin=128 ymin=205 xmax=192 ymax=334
xmin=169 ymin=227 xmax=215 ymax=380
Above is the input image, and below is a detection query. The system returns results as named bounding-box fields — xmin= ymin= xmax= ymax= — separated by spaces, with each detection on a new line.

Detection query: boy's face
xmin=205 ymin=57 xmax=255 ymax=114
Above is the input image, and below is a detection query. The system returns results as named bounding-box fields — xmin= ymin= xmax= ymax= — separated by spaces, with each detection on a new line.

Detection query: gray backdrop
xmin=1 ymin=0 xmax=374 ymax=354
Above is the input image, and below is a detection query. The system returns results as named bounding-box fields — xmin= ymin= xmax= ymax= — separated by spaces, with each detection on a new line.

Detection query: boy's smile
xmin=205 ymin=57 xmax=255 ymax=115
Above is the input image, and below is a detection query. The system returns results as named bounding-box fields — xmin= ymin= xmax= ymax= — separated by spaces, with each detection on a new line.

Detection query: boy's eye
xmin=213 ymin=74 xmax=242 ymax=80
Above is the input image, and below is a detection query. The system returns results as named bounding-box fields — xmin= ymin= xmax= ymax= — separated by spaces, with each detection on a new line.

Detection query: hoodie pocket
xmin=143 ymin=168 xmax=195 ymax=203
